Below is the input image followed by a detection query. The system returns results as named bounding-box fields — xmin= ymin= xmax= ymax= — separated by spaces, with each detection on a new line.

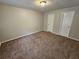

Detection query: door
xmin=59 ymin=11 xmax=75 ymax=37
xmin=47 ymin=13 xmax=55 ymax=32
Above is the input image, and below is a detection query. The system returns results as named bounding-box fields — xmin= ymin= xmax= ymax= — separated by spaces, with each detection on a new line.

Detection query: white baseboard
xmin=0 ymin=31 xmax=79 ymax=47
xmin=0 ymin=31 xmax=40 ymax=44
xmin=49 ymin=32 xmax=79 ymax=41
xmin=68 ymin=37 xmax=79 ymax=41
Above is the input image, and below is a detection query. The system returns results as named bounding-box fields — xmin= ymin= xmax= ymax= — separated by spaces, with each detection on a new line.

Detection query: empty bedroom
xmin=0 ymin=0 xmax=79 ymax=59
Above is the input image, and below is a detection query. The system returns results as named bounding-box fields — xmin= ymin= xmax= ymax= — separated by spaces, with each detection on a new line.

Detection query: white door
xmin=59 ymin=11 xmax=75 ymax=37
xmin=47 ymin=13 xmax=55 ymax=32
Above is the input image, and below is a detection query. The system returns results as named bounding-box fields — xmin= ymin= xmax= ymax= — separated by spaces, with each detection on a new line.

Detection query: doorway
xmin=59 ymin=11 xmax=75 ymax=37
xmin=47 ymin=13 xmax=55 ymax=32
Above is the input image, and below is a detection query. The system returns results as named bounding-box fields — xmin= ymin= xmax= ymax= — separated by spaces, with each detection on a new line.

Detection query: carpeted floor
xmin=0 ymin=31 xmax=79 ymax=59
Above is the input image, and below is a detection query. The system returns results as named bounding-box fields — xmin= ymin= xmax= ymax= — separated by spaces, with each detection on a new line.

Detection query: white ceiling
xmin=0 ymin=0 xmax=79 ymax=12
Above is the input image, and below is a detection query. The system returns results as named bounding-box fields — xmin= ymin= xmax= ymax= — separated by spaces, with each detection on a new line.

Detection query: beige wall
xmin=0 ymin=5 xmax=43 ymax=42
xmin=0 ymin=5 xmax=3 ymax=42
xmin=43 ymin=13 xmax=48 ymax=31
xmin=69 ymin=9 xmax=79 ymax=39
xmin=43 ymin=6 xmax=79 ymax=40
xmin=0 ymin=4 xmax=79 ymax=42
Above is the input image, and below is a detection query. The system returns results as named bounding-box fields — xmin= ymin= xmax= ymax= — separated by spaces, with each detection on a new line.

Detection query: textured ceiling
xmin=0 ymin=0 xmax=79 ymax=12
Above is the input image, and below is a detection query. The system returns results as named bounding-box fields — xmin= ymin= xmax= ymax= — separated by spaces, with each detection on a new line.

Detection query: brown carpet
xmin=0 ymin=31 xmax=79 ymax=59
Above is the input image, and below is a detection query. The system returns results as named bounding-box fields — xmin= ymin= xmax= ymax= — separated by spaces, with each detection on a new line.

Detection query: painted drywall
xmin=43 ymin=13 xmax=48 ymax=31
xmin=43 ymin=6 xmax=79 ymax=40
xmin=69 ymin=9 xmax=79 ymax=39
xmin=0 ymin=4 xmax=43 ymax=42
xmin=0 ymin=5 xmax=3 ymax=42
